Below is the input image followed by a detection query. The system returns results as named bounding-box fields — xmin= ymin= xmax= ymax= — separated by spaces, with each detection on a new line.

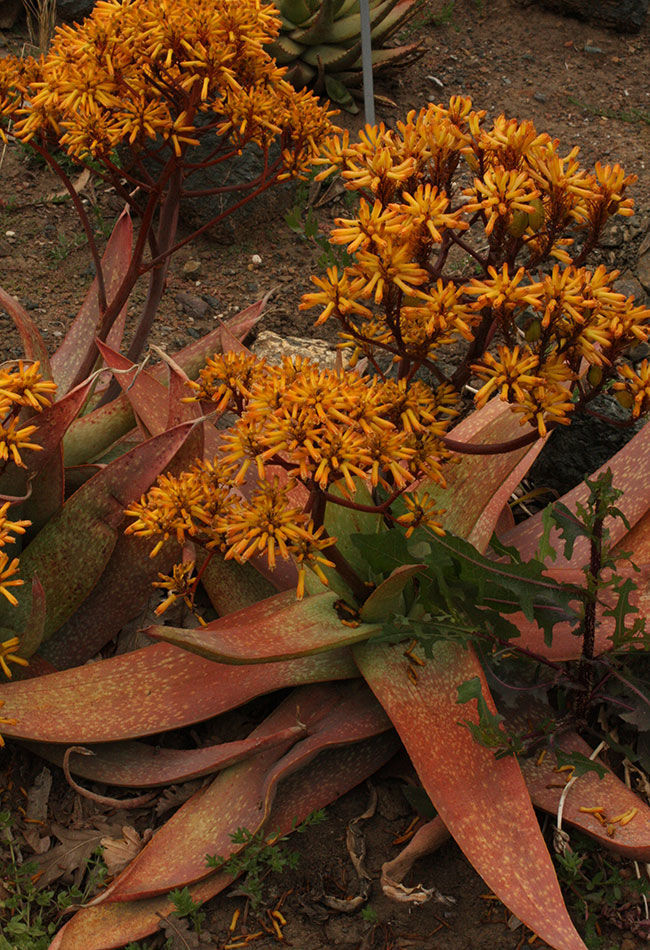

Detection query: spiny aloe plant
xmin=1 ymin=98 xmax=650 ymax=950
xmin=268 ymin=0 xmax=425 ymax=110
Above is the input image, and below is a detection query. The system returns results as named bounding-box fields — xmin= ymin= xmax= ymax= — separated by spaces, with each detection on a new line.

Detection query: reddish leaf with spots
xmin=354 ymin=640 xmax=587 ymax=950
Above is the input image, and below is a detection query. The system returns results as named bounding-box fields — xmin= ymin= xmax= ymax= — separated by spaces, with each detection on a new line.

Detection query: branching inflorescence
xmin=129 ymin=96 xmax=650 ymax=609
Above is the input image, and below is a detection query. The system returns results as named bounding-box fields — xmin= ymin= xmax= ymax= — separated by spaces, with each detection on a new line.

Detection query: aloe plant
xmin=1 ymin=97 xmax=649 ymax=950
xmin=268 ymin=0 xmax=425 ymax=110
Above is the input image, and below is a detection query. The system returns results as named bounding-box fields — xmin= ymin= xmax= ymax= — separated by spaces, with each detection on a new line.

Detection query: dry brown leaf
xmin=157 ymin=912 xmax=202 ymax=948
xmin=154 ymin=780 xmax=204 ymax=817
xmin=23 ymin=766 xmax=52 ymax=854
xmin=46 ymin=167 xmax=92 ymax=201
xmin=30 ymin=817 xmax=124 ymax=888
xmin=100 ymin=824 xmax=153 ymax=876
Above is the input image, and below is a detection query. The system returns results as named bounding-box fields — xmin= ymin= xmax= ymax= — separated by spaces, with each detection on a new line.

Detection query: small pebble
xmin=182 ymin=259 xmax=202 ymax=277
xmin=5 ymin=230 xmax=15 ymax=237
xmin=251 ymin=254 xmax=262 ymax=265
xmin=584 ymin=44 xmax=603 ymax=54
xmin=533 ymin=92 xmax=546 ymax=103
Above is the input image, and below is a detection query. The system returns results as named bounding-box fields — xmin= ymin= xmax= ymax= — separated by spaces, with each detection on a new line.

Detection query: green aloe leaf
xmin=359 ymin=564 xmax=425 ymax=622
xmin=354 ymin=640 xmax=587 ymax=950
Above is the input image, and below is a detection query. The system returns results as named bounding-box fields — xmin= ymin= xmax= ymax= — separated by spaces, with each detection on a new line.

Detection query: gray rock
xmin=616 ymin=270 xmax=646 ymax=303
xmin=599 ymin=221 xmax=625 ymax=248
xmin=174 ymin=290 xmax=210 ymax=319
xmin=181 ymin=259 xmax=202 ymax=278
xmin=252 ymin=330 xmax=340 ymax=369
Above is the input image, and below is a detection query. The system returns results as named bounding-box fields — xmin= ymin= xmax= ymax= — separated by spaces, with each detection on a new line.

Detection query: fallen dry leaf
xmin=157 ymin=912 xmax=201 ymax=948
xmin=23 ymin=766 xmax=52 ymax=854
xmin=100 ymin=824 xmax=153 ymax=876
xmin=31 ymin=817 xmax=125 ymax=888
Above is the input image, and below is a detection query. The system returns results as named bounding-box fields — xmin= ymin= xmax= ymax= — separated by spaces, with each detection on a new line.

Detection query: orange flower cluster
xmin=301 ymin=97 xmax=647 ymax=436
xmin=0 ymin=0 xmax=334 ymax=175
xmin=0 ymin=361 xmax=54 ymax=664
xmin=126 ymin=353 xmax=455 ymax=600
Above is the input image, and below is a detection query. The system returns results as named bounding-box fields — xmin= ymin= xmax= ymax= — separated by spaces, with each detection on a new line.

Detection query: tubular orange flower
xmin=153 ymin=561 xmax=197 ymax=616
xmin=0 ymin=635 xmax=28 ymax=678
xmin=0 ymin=552 xmax=23 ymax=607
xmin=0 ymin=503 xmax=30 ymax=548
xmin=395 ymin=491 xmax=446 ymax=538
xmin=300 ymin=267 xmax=372 ymax=325
xmin=472 ymin=345 xmax=542 ymax=409
xmin=463 ymin=167 xmax=540 ymax=236
xmin=0 ymin=418 xmax=42 ymax=468
xmin=0 ymin=360 xmax=57 ymax=412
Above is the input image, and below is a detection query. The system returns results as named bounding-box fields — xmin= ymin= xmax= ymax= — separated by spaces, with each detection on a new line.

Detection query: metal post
xmin=359 ymin=0 xmax=375 ymax=126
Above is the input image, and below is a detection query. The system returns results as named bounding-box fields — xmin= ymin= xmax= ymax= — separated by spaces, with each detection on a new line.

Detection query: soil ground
xmin=1 ymin=1 xmax=650 ymax=948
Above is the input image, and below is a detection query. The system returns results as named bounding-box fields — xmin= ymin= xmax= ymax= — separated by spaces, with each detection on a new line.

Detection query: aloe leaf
xmin=613 ymin=508 xmax=650 ymax=560
xmin=147 ymin=589 xmax=381 ymax=663
xmin=503 ymin=564 xmax=649 ymax=660
xmin=323 ymin=478 xmax=381 ymax=575
xmin=93 ymin=681 xmax=390 ymax=903
xmin=516 ymin=726 xmax=650 ymax=860
xmin=0 ymin=286 xmax=52 ymax=377
xmin=266 ymin=35 xmax=304 ymax=63
xmin=0 ymin=378 xmax=95 ymax=528
xmin=288 ymin=0 xmax=335 ymax=45
xmin=0 ymin=643 xmax=358 ymax=743
xmin=285 ymin=60 xmax=317 ymax=85
xmin=95 ymin=340 xmax=169 ymax=438
xmin=24 ymin=723 xmax=311 ymax=788
xmin=503 ymin=419 xmax=650 ymax=564
xmin=303 ymin=40 xmax=362 ymax=69
xmin=354 ymin=640 xmax=587 ymax=950
xmin=38 ymin=535 xmax=179 ymax=669
xmin=277 ymin=0 xmax=319 ymax=26
xmin=15 ymin=577 xmax=46 ymax=657
xmin=359 ymin=564 xmax=425 ymax=622
xmin=324 ymin=74 xmax=358 ymax=110
xmin=0 ymin=422 xmax=195 ymax=645
xmin=51 ymin=210 xmax=133 ymax=395
xmin=63 ymin=395 xmax=136 ymax=467
xmin=198 ymin=550 xmax=277 ymax=613
xmin=49 ymin=731 xmax=397 ymax=950
xmin=421 ymin=399 xmax=548 ymax=552
xmin=63 ymin=296 xmax=268 ymax=466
